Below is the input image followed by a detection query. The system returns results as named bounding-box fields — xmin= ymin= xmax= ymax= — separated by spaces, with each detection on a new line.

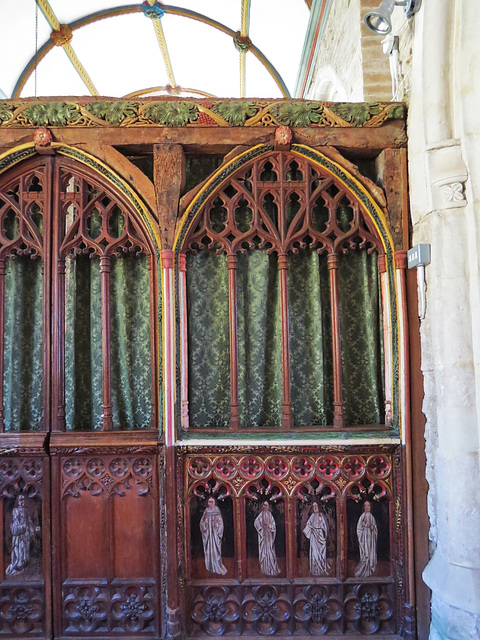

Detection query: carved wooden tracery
xmin=181 ymin=150 xmax=387 ymax=431
xmin=0 ymin=155 xmax=158 ymax=434
xmin=0 ymin=158 xmax=50 ymax=432
xmin=184 ymin=449 xmax=399 ymax=637
xmin=52 ymin=158 xmax=156 ymax=432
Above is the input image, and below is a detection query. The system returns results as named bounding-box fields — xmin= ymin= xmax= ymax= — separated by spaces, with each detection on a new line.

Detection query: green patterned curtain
xmin=65 ymin=256 xmax=103 ymax=431
xmin=338 ymin=252 xmax=384 ymax=425
xmin=110 ymin=255 xmax=152 ymax=430
xmin=186 ymin=248 xmax=384 ymax=430
xmin=288 ymin=250 xmax=333 ymax=426
xmin=3 ymin=258 xmax=43 ymax=431
xmin=187 ymin=250 xmax=230 ymax=429
xmin=237 ymin=251 xmax=282 ymax=427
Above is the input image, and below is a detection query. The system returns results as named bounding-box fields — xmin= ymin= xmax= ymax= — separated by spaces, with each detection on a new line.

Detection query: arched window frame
xmin=175 ymin=144 xmax=398 ymax=434
xmin=0 ymin=145 xmax=162 ymax=433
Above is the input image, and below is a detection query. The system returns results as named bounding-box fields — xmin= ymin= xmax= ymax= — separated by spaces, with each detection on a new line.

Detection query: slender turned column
xmin=161 ymin=250 xmax=176 ymax=445
xmin=227 ymin=254 xmax=240 ymax=430
xmin=378 ymin=254 xmax=393 ymax=426
xmin=278 ymin=253 xmax=292 ymax=429
xmin=54 ymin=257 xmax=66 ymax=430
xmin=179 ymin=253 xmax=189 ymax=430
xmin=328 ymin=253 xmax=345 ymax=428
xmin=0 ymin=259 xmax=5 ymax=431
xmin=100 ymin=255 xmax=113 ymax=430
xmin=395 ymin=250 xmax=416 ymax=621
xmin=161 ymin=249 xmax=182 ymax=638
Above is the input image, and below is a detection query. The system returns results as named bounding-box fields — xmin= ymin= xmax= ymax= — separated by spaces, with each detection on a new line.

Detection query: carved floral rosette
xmin=63 ymin=583 xmax=155 ymax=635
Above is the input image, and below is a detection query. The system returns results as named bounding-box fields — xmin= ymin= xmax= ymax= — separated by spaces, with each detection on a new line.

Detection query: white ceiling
xmin=0 ymin=0 xmax=310 ymax=100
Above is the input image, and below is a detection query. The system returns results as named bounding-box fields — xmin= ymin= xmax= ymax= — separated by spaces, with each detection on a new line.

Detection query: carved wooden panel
xmin=52 ymin=444 xmax=160 ymax=638
xmin=182 ymin=447 xmax=403 ymax=637
xmin=0 ymin=441 xmax=50 ymax=637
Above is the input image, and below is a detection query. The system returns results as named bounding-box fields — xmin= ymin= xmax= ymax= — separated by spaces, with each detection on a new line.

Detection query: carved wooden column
xmin=179 ymin=253 xmax=189 ymax=431
xmin=100 ymin=255 xmax=113 ymax=430
xmin=162 ymin=250 xmax=175 ymax=444
xmin=0 ymin=258 xmax=5 ymax=431
xmin=379 ymin=254 xmax=393 ymax=426
xmin=162 ymin=248 xmax=182 ymax=639
xmin=52 ymin=256 xmax=66 ymax=431
xmin=328 ymin=253 xmax=345 ymax=428
xmin=395 ymin=250 xmax=416 ymax=634
xmin=227 ymin=254 xmax=240 ymax=430
xmin=154 ymin=143 xmax=185 ymax=639
xmin=278 ymin=253 xmax=292 ymax=429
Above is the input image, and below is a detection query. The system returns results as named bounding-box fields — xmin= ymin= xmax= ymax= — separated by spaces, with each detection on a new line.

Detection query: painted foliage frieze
xmin=184 ymin=450 xmax=399 ymax=636
xmin=0 ymin=99 xmax=405 ymax=129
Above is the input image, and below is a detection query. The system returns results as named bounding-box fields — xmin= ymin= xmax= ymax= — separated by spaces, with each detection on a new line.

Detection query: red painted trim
xmin=299 ymin=0 xmax=328 ymax=98
xmin=161 ymin=249 xmax=174 ymax=269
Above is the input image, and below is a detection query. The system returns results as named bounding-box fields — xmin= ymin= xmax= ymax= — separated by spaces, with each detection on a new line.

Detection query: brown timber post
xmin=100 ymin=255 xmax=113 ymax=430
xmin=227 ymin=254 xmax=240 ymax=430
xmin=154 ymin=143 xmax=185 ymax=639
xmin=328 ymin=253 xmax=345 ymax=428
xmin=396 ymin=250 xmax=416 ymax=636
xmin=0 ymin=259 xmax=5 ymax=431
xmin=278 ymin=253 xmax=292 ymax=429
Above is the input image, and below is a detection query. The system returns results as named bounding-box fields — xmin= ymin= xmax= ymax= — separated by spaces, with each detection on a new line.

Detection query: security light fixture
xmin=364 ymin=0 xmax=421 ymax=35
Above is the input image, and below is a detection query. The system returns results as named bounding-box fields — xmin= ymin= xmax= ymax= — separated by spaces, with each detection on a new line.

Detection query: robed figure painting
xmin=355 ymin=501 xmax=378 ymax=577
xmin=303 ymin=502 xmax=329 ymax=575
xmin=254 ymin=501 xmax=281 ymax=576
xmin=200 ymin=497 xmax=227 ymax=575
xmin=6 ymin=494 xmax=40 ymax=577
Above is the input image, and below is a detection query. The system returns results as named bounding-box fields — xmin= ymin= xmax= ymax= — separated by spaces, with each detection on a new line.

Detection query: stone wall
xmin=308 ymin=0 xmax=364 ymax=100
xmin=408 ymin=1 xmax=480 ymax=637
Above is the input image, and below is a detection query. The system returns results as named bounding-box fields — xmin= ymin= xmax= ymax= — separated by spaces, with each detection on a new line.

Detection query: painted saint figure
xmin=355 ymin=501 xmax=378 ymax=577
xmin=303 ymin=502 xmax=329 ymax=575
xmin=254 ymin=501 xmax=280 ymax=576
xmin=200 ymin=497 xmax=227 ymax=575
xmin=6 ymin=494 xmax=40 ymax=577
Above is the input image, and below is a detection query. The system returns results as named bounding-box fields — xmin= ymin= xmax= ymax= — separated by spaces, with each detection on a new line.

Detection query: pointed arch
xmin=175 ymin=144 xmax=398 ymax=436
xmin=0 ymin=145 xmax=162 ymax=433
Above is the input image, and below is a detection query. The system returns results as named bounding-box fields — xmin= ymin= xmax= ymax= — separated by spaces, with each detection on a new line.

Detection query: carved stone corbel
xmin=428 ymin=140 xmax=468 ymax=209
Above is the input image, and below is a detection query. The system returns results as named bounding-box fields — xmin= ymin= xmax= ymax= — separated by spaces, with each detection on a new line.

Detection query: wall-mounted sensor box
xmin=407 ymin=244 xmax=431 ymax=269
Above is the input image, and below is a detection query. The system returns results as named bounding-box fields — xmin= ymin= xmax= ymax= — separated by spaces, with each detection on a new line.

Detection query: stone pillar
xmin=408 ymin=0 xmax=480 ymax=636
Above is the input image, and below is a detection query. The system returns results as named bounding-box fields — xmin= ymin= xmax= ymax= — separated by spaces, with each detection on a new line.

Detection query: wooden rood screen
xmin=0 ymin=98 xmax=414 ymax=640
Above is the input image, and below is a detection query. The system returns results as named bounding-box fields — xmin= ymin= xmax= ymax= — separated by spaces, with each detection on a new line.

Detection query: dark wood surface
xmin=0 ymin=108 xmax=425 ymax=638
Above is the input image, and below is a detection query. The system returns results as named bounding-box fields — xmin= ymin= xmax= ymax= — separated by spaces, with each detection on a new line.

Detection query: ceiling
xmin=0 ymin=0 xmax=310 ymax=100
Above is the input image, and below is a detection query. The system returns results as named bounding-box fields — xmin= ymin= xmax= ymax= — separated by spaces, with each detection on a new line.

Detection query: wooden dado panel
xmin=0 ymin=435 xmax=50 ymax=638
xmin=50 ymin=434 xmax=160 ymax=639
xmin=180 ymin=445 xmax=404 ymax=638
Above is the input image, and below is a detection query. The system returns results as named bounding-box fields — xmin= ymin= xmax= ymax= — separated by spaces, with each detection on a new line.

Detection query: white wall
xmin=408 ymin=0 xmax=480 ymax=637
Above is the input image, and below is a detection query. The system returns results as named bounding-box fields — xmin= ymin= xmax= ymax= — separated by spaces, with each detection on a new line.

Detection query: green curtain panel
xmin=338 ymin=251 xmax=384 ymax=425
xmin=187 ymin=250 xmax=230 ymax=429
xmin=237 ymin=251 xmax=282 ymax=427
xmin=3 ymin=257 xmax=43 ymax=431
xmin=288 ymin=250 xmax=333 ymax=426
xmin=65 ymin=255 xmax=103 ymax=431
xmin=110 ymin=255 xmax=152 ymax=430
